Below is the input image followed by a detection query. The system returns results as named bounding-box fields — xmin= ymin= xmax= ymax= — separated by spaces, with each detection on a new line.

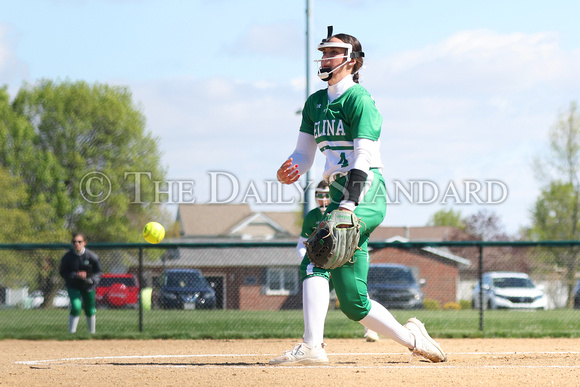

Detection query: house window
xmin=265 ymin=268 xmax=299 ymax=296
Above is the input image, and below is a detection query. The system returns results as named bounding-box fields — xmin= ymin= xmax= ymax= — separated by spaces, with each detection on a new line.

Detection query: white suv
xmin=472 ymin=271 xmax=548 ymax=310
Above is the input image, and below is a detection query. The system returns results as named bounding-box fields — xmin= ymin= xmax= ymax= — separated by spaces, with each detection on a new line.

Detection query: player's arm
xmin=89 ymin=253 xmax=103 ymax=285
xmin=59 ymin=254 xmax=76 ymax=281
xmin=297 ymin=208 xmax=318 ymax=257
xmin=277 ymin=132 xmax=317 ymax=184
xmin=296 ymin=236 xmax=307 ymax=259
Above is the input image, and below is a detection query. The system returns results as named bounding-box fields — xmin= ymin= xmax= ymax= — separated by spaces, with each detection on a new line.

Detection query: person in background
xmin=59 ymin=233 xmax=102 ymax=334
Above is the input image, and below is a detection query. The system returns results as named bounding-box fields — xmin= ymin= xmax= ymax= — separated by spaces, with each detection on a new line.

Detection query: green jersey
xmin=300 ymin=84 xmax=383 ymax=182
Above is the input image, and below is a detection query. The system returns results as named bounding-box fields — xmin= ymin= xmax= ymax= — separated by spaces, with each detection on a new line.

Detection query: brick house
xmin=142 ymin=241 xmax=303 ymax=310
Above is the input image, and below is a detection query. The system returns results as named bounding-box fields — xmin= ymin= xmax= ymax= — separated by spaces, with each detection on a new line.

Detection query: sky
xmin=2 ymin=0 xmax=579 ymax=236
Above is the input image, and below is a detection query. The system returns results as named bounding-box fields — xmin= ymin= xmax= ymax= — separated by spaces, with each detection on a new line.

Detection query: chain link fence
xmin=1 ymin=241 xmax=579 ymax=336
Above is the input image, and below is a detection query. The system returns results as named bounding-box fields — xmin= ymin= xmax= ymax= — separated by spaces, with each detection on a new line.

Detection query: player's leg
xmin=332 ymin=241 xmax=445 ymax=361
xmin=332 ymin=243 xmax=414 ymax=350
xmin=303 ymin=274 xmax=329 ymax=347
xmin=330 ymin=238 xmax=372 ymax=322
xmin=332 ymin=171 xmax=445 ymax=362
xmin=359 ymin=299 xmax=416 ymax=347
xmin=269 ymin=259 xmax=330 ymax=365
xmin=81 ymin=289 xmax=97 ymax=334
xmin=66 ymin=287 xmax=83 ymax=333
xmin=331 ymin=276 xmax=375 ymax=341
xmin=363 ymin=294 xmax=380 ymax=342
xmin=329 ymin=168 xmax=387 ymax=322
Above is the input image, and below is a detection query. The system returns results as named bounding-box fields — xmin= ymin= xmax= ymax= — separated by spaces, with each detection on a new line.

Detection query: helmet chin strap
xmin=317 ymin=59 xmax=350 ymax=82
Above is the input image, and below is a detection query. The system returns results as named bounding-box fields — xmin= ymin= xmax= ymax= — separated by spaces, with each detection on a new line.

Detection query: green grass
xmin=1 ymin=308 xmax=579 ymax=340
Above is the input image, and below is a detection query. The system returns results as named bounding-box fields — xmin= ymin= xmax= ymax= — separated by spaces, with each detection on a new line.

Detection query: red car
xmin=96 ymin=273 xmax=139 ymax=308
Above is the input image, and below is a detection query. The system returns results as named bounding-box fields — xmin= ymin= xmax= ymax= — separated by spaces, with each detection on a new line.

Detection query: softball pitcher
xmin=271 ymin=27 xmax=446 ymax=365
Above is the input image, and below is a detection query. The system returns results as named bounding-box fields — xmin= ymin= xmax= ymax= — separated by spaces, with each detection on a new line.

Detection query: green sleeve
xmin=300 ymin=208 xmax=323 ymax=238
xmin=348 ymin=88 xmax=382 ymax=141
xmin=300 ymin=90 xmax=326 ymax=135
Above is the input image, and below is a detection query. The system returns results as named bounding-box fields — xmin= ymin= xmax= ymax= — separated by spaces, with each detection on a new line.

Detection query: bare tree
xmin=530 ymin=101 xmax=580 ymax=307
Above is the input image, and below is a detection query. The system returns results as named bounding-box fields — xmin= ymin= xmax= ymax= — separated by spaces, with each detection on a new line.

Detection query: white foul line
xmin=15 ymin=351 xmax=580 ymax=369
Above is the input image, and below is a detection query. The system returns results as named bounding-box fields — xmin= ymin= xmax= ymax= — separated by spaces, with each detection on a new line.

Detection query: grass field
xmin=2 ymin=309 xmax=580 ymax=340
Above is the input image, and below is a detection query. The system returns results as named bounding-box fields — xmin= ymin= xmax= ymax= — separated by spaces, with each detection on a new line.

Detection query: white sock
xmin=68 ymin=315 xmax=79 ymax=333
xmin=302 ymin=276 xmax=329 ymax=348
xmin=363 ymin=293 xmax=375 ymax=336
xmin=359 ymin=299 xmax=415 ymax=349
xmin=86 ymin=315 xmax=96 ymax=334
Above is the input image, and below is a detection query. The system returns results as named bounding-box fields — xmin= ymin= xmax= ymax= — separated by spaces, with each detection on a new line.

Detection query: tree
xmin=463 ymin=209 xmax=510 ymax=241
xmin=0 ymin=166 xmax=39 ymax=286
xmin=1 ymin=80 xmax=169 ymax=305
xmin=426 ymin=208 xmax=511 ymax=240
xmin=9 ymin=79 xmax=169 ymax=242
xmin=426 ymin=207 xmax=521 ymax=279
xmin=426 ymin=208 xmax=465 ymax=230
xmin=529 ymin=101 xmax=580 ymax=307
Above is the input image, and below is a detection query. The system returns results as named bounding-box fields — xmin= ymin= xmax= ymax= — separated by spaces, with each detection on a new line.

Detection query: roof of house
xmin=370 ymin=226 xmax=470 ymax=241
xmin=378 ymin=236 xmax=471 ymax=266
xmin=177 ymin=204 xmax=469 ymax=243
xmin=178 ymin=203 xmax=252 ymax=236
xmin=145 ymin=246 xmax=301 ymax=268
xmin=177 ymin=204 xmax=301 ymax=239
xmin=262 ymin=211 xmax=302 ymax=236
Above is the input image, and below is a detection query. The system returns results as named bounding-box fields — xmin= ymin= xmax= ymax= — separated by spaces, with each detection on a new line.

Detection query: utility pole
xmin=303 ymin=0 xmax=313 ymax=218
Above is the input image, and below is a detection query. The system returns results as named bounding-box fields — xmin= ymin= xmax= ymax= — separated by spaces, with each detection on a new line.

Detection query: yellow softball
xmin=143 ymin=222 xmax=165 ymax=244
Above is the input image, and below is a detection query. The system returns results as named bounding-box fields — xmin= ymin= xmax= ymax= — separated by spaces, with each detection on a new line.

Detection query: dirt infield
xmin=3 ymin=338 xmax=580 ymax=386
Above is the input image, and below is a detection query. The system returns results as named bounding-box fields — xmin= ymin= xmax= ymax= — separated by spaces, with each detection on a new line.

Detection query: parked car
xmin=573 ymin=279 xmax=580 ymax=309
xmin=367 ymin=263 xmax=424 ymax=309
xmin=472 ymin=271 xmax=548 ymax=310
xmin=153 ymin=268 xmax=216 ymax=310
xmin=96 ymin=273 xmax=140 ymax=309
xmin=30 ymin=289 xmax=70 ymax=308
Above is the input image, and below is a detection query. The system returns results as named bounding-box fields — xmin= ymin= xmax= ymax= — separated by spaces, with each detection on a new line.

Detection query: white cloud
xmin=360 ymin=29 xmax=580 ymax=233
xmin=129 ymin=76 xmax=303 ymax=188
xmin=370 ymin=29 xmax=580 ymax=96
xmin=0 ymin=25 xmax=28 ymax=90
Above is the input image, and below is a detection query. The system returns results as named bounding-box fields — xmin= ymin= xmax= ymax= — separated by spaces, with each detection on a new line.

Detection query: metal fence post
xmin=478 ymin=244 xmax=484 ymax=331
xmin=139 ymin=247 xmax=143 ymax=332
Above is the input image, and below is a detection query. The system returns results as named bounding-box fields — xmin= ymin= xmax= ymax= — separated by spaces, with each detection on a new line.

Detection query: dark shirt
xmin=59 ymin=248 xmax=102 ymax=291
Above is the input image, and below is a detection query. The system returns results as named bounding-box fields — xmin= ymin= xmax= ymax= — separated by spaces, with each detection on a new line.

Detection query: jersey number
xmin=338 ymin=152 xmax=349 ymax=168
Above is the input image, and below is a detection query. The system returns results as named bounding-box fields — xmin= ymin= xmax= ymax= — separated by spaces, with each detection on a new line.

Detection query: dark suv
xmin=95 ymin=273 xmax=139 ymax=308
xmin=154 ymin=268 xmax=216 ymax=310
xmin=367 ymin=263 xmax=424 ymax=309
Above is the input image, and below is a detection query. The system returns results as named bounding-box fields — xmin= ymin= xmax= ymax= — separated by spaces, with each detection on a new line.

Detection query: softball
xmin=143 ymin=222 xmax=165 ymax=244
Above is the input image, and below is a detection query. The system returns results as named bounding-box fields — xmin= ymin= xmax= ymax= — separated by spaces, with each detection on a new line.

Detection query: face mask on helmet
xmin=314 ymin=26 xmax=364 ymax=82
xmin=315 ymin=187 xmax=330 ymax=212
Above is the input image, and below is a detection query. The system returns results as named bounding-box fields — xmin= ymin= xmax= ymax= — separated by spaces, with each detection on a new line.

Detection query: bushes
xmin=459 ymin=299 xmax=472 ymax=310
xmin=423 ymin=299 xmax=441 ymax=310
xmin=443 ymin=302 xmax=461 ymax=310
xmin=423 ymin=299 xmax=472 ymax=310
